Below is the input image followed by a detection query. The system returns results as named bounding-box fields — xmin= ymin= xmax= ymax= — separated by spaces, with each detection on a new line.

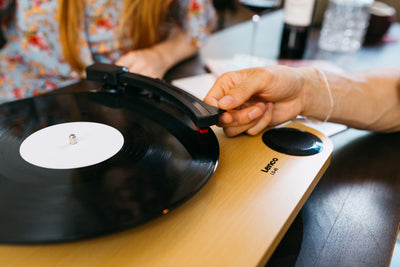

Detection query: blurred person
xmin=0 ymin=0 xmax=216 ymax=103
xmin=204 ymin=65 xmax=400 ymax=136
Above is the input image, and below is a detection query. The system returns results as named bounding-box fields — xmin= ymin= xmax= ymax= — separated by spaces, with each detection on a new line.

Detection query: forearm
xmin=115 ymin=25 xmax=199 ymax=78
xmin=302 ymin=66 xmax=400 ymax=132
xmin=152 ymin=25 xmax=198 ymax=73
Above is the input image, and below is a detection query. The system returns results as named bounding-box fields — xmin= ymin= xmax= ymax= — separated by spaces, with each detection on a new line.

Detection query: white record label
xmin=19 ymin=122 xmax=124 ymax=169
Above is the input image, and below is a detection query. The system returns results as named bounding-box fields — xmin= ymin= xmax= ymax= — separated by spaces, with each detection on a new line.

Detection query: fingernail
xmin=218 ymin=95 xmax=234 ymax=107
xmin=248 ymin=107 xmax=263 ymax=120
xmin=206 ymin=97 xmax=218 ymax=107
xmin=211 ymin=98 xmax=218 ymax=107
xmin=256 ymin=102 xmax=267 ymax=112
xmin=220 ymin=112 xmax=233 ymax=124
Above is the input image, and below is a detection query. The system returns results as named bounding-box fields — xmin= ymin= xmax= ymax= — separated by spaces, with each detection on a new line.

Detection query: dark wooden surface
xmin=298 ymin=130 xmax=400 ymax=267
xmin=166 ymin=10 xmax=400 ymax=267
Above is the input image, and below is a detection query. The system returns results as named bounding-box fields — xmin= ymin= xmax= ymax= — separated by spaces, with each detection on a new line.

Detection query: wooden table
xmin=173 ymin=10 xmax=399 ymax=267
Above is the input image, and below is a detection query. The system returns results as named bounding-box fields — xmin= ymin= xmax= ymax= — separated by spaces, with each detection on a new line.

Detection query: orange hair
xmin=57 ymin=0 xmax=172 ymax=74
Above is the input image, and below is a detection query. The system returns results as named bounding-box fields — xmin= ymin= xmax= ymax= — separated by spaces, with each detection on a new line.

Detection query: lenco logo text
xmin=261 ymin=158 xmax=278 ymax=173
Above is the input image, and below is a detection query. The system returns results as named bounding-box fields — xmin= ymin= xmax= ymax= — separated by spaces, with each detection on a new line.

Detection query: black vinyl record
xmin=0 ymin=89 xmax=219 ymax=244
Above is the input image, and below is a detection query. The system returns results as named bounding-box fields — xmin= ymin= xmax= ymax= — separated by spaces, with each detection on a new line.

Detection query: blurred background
xmin=213 ymin=0 xmax=400 ymax=30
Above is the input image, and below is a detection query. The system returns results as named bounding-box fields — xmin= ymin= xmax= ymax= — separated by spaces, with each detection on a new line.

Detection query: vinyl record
xmin=0 ymin=89 xmax=219 ymax=244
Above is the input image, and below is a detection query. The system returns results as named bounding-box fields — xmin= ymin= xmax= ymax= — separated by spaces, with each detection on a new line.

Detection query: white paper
xmin=293 ymin=117 xmax=348 ymax=137
xmin=172 ymin=73 xmax=216 ymax=100
xmin=204 ymin=54 xmax=277 ymax=77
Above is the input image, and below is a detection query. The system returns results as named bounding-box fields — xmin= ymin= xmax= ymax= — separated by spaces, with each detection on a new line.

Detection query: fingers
xmin=115 ymin=51 xmax=164 ymax=78
xmin=246 ymin=102 xmax=274 ymax=135
xmin=219 ymin=102 xmax=266 ymax=125
xmin=203 ymin=68 xmax=273 ymax=137
xmin=223 ymin=122 xmax=259 ymax=137
xmin=218 ymin=102 xmax=273 ymax=137
xmin=221 ymin=102 xmax=274 ymax=137
xmin=219 ymin=71 xmax=270 ymax=110
xmin=204 ymin=68 xmax=271 ymax=111
xmin=115 ymin=54 xmax=133 ymax=69
xmin=115 ymin=53 xmax=142 ymax=75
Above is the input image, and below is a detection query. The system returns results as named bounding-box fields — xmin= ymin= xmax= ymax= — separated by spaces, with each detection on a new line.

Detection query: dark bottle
xmin=279 ymin=0 xmax=316 ymax=59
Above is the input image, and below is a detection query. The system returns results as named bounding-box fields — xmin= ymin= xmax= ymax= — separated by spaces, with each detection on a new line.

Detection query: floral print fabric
xmin=0 ymin=0 xmax=216 ymax=103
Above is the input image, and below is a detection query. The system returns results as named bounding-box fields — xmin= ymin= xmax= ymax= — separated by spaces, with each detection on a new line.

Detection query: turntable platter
xmin=0 ymin=90 xmax=219 ymax=244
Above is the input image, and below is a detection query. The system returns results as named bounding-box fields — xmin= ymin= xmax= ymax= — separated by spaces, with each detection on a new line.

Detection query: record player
xmin=0 ymin=63 xmax=333 ymax=266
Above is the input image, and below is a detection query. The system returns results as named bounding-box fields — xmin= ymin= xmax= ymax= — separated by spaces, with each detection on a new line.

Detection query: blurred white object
xmin=204 ymin=54 xmax=345 ymax=77
xmin=319 ymin=0 xmax=374 ymax=52
xmin=172 ymin=73 xmax=216 ymax=100
xmin=204 ymin=54 xmax=277 ymax=77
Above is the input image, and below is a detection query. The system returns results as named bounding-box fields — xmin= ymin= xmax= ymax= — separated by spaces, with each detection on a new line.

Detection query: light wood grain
xmin=0 ymin=122 xmax=332 ymax=267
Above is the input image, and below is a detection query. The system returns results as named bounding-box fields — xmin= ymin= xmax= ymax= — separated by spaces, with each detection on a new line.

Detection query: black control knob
xmin=262 ymin=127 xmax=323 ymax=156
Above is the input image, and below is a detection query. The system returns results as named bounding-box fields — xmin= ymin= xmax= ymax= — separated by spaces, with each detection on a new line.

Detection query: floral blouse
xmin=0 ymin=0 xmax=216 ymax=104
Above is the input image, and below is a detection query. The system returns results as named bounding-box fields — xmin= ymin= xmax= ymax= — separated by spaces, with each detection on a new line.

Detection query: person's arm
xmin=115 ymin=0 xmax=216 ymax=78
xmin=115 ymin=26 xmax=198 ymax=78
xmin=204 ymin=66 xmax=400 ymax=136
xmin=302 ymin=66 xmax=400 ymax=133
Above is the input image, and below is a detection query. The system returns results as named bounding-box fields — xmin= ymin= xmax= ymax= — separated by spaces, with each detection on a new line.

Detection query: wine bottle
xmin=279 ymin=0 xmax=316 ymax=59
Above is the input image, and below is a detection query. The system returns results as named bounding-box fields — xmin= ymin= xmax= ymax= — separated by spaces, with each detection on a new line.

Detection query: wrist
xmin=299 ymin=67 xmax=334 ymax=122
xmin=151 ymin=43 xmax=172 ymax=75
xmin=151 ymin=27 xmax=198 ymax=75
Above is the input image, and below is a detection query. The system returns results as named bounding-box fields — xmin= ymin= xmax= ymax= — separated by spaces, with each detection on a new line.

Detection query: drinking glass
xmin=239 ymin=0 xmax=282 ymax=55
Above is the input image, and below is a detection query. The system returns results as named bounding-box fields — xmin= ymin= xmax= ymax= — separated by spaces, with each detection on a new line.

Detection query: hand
xmin=115 ymin=26 xmax=198 ymax=79
xmin=204 ymin=66 xmax=307 ymax=137
xmin=115 ymin=48 xmax=168 ymax=78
